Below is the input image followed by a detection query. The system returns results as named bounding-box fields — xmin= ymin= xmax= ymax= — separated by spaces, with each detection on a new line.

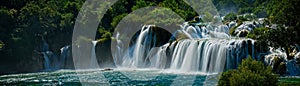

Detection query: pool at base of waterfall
xmin=0 ymin=69 xmax=219 ymax=86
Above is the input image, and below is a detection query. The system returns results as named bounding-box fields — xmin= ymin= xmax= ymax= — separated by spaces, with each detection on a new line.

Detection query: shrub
xmin=223 ymin=13 xmax=237 ymax=22
xmin=218 ymin=57 xmax=278 ymax=86
xmin=244 ymin=14 xmax=257 ymax=21
xmin=246 ymin=27 xmax=269 ymax=39
xmin=237 ymin=16 xmax=247 ymax=22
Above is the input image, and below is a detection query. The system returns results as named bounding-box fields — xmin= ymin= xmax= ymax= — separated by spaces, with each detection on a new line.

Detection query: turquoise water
xmin=0 ymin=69 xmax=216 ymax=86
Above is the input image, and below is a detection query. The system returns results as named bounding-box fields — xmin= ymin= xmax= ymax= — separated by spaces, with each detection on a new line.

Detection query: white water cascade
xmin=167 ymin=39 xmax=255 ymax=73
xmin=90 ymin=41 xmax=99 ymax=68
xmin=114 ymin=23 xmax=258 ymax=74
xmin=40 ymin=37 xmax=60 ymax=71
xmin=40 ymin=37 xmax=68 ymax=71
xmin=60 ymin=45 xmax=71 ymax=68
xmin=119 ymin=25 xmax=158 ymax=68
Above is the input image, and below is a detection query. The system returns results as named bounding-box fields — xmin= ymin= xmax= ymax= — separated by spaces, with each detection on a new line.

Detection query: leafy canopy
xmin=218 ymin=57 xmax=278 ymax=86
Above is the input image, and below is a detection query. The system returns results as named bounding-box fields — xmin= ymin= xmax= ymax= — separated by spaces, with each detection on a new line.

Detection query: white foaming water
xmin=166 ymin=39 xmax=254 ymax=73
xmin=132 ymin=25 xmax=157 ymax=68
xmin=114 ymin=23 xmax=257 ymax=74
xmin=179 ymin=22 xmax=230 ymax=39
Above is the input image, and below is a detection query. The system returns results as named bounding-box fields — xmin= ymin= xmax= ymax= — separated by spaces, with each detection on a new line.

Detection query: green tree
xmin=218 ymin=57 xmax=278 ymax=86
xmin=257 ymin=0 xmax=300 ymax=60
xmin=0 ymin=8 xmax=17 ymax=65
xmin=223 ymin=12 xmax=237 ymax=22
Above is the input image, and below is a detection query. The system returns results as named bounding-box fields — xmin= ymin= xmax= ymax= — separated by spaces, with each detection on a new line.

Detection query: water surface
xmin=0 ymin=69 xmax=217 ymax=85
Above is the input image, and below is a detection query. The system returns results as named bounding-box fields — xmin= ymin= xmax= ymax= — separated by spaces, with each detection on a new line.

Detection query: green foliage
xmin=213 ymin=0 xmax=269 ymax=17
xmin=111 ymin=13 xmax=128 ymax=28
xmin=244 ymin=14 xmax=257 ymax=21
xmin=98 ymin=29 xmax=112 ymax=43
xmin=253 ymin=7 xmax=267 ymax=18
xmin=278 ymin=78 xmax=300 ymax=86
xmin=218 ymin=57 xmax=278 ymax=86
xmin=159 ymin=0 xmax=197 ymax=20
xmin=246 ymin=27 xmax=268 ymax=40
xmin=267 ymin=0 xmax=300 ymax=27
xmin=237 ymin=16 xmax=247 ymax=22
xmin=248 ymin=0 xmax=300 ymax=59
xmin=223 ymin=13 xmax=237 ymax=22
xmin=132 ymin=0 xmax=156 ymax=11
xmin=0 ymin=0 xmax=85 ymax=70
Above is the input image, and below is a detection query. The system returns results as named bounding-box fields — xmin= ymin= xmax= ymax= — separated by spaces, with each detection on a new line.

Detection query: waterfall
xmin=60 ymin=45 xmax=70 ymax=68
xmin=40 ymin=37 xmax=56 ymax=70
xmin=41 ymin=36 xmax=49 ymax=52
xmin=114 ymin=23 xmax=257 ymax=74
xmin=41 ymin=52 xmax=51 ymax=70
xmin=166 ymin=39 xmax=254 ymax=73
xmin=175 ymin=23 xmax=230 ymax=39
xmin=39 ymin=36 xmax=62 ymax=71
xmin=41 ymin=51 xmax=59 ymax=71
xmin=90 ymin=41 xmax=98 ymax=68
xmin=119 ymin=25 xmax=158 ymax=68
xmin=41 ymin=44 xmax=72 ymax=70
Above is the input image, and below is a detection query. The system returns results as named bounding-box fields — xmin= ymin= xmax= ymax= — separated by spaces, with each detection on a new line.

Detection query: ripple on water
xmin=0 ymin=69 xmax=215 ymax=85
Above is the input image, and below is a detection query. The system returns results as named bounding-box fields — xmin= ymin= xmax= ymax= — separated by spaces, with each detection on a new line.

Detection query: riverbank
xmin=279 ymin=76 xmax=300 ymax=86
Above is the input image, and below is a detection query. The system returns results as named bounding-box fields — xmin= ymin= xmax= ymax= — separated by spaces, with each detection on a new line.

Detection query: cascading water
xmin=41 ymin=52 xmax=51 ymax=70
xmin=40 ymin=37 xmax=51 ymax=70
xmin=60 ymin=45 xmax=70 ymax=68
xmin=114 ymin=22 xmax=258 ymax=74
xmin=163 ymin=38 xmax=255 ymax=73
xmin=40 ymin=37 xmax=68 ymax=71
xmin=119 ymin=25 xmax=158 ymax=68
xmin=89 ymin=41 xmax=98 ymax=68
xmin=40 ymin=37 xmax=58 ymax=70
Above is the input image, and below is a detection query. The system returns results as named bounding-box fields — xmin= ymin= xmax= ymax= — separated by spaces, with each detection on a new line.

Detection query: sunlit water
xmin=0 ymin=69 xmax=218 ymax=86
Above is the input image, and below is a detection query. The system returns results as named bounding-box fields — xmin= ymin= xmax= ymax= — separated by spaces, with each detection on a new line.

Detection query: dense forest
xmin=0 ymin=0 xmax=299 ymax=74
